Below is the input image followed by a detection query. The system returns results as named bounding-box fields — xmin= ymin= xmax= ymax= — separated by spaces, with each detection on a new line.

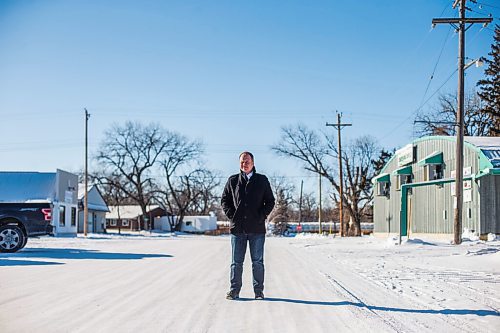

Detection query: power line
xmin=475 ymin=1 xmax=500 ymax=10
xmin=379 ymin=67 xmax=459 ymax=141
xmin=418 ymin=25 xmax=454 ymax=110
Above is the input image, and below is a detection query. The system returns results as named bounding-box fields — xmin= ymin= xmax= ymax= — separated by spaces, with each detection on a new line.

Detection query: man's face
xmin=240 ymin=154 xmax=254 ymax=174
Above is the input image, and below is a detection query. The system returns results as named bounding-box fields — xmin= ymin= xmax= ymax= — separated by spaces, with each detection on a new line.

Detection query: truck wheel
xmin=19 ymin=235 xmax=28 ymax=250
xmin=0 ymin=225 xmax=25 ymax=253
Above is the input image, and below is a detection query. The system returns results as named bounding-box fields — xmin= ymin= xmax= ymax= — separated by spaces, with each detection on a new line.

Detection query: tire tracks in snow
xmin=314 ymin=248 xmax=484 ymax=333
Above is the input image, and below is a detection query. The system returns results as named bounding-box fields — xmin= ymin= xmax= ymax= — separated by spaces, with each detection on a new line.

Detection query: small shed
xmin=78 ymin=184 xmax=109 ymax=233
xmin=155 ymin=215 xmax=217 ymax=233
xmin=373 ymin=136 xmax=500 ymax=239
xmin=0 ymin=169 xmax=79 ymax=236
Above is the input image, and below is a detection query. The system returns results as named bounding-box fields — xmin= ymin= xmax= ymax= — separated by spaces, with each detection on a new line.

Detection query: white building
xmin=155 ymin=215 xmax=217 ymax=233
xmin=78 ymin=184 xmax=109 ymax=233
xmin=0 ymin=169 xmax=79 ymax=236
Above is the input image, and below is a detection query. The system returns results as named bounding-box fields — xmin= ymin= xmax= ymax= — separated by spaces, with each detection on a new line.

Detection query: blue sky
xmin=0 ymin=0 xmax=498 ymax=193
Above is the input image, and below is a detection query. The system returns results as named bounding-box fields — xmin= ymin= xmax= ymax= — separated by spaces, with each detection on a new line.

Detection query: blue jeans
xmin=230 ymin=233 xmax=265 ymax=294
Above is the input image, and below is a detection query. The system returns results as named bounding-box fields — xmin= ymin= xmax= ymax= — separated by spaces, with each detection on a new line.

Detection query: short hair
xmin=239 ymin=151 xmax=254 ymax=161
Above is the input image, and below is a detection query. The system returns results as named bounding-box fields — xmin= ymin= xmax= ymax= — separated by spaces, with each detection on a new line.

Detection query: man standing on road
xmin=221 ymin=151 xmax=275 ymax=300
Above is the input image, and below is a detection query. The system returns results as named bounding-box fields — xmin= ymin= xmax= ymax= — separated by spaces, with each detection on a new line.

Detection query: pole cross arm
xmin=432 ymin=17 xmax=493 ymax=25
xmin=326 ymin=122 xmax=352 ymax=129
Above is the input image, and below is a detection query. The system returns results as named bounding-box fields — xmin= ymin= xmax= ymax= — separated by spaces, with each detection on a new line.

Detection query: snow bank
xmin=487 ymin=233 xmax=499 ymax=242
xmin=462 ymin=228 xmax=480 ymax=241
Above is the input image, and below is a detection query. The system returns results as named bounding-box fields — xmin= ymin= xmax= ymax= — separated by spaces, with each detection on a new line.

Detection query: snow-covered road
xmin=1 ymin=233 xmax=499 ymax=332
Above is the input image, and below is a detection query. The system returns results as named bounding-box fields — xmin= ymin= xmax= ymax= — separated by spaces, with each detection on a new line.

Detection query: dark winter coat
xmin=221 ymin=170 xmax=275 ymax=234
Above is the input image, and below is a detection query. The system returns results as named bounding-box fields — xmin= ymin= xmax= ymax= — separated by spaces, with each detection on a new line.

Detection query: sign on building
xmin=451 ymin=167 xmax=472 ymax=195
xmin=396 ymin=144 xmax=413 ymax=167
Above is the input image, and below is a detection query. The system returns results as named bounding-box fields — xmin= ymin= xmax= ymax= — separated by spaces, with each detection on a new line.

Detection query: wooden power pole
xmin=318 ymin=166 xmax=322 ymax=234
xmin=432 ymin=0 xmax=492 ymax=245
xmin=326 ymin=112 xmax=351 ymax=236
xmin=298 ymin=180 xmax=303 ymax=227
xmin=84 ymin=108 xmax=90 ymax=236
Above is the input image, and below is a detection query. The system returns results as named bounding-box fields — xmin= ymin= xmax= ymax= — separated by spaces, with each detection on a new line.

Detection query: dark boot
xmin=226 ymin=290 xmax=239 ymax=300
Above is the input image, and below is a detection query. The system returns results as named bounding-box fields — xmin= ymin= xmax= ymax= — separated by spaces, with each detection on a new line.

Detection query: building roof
xmin=404 ymin=136 xmax=500 ymax=170
xmin=78 ymin=184 xmax=109 ymax=212
xmin=464 ymin=136 xmax=500 ymax=168
xmin=0 ymin=172 xmax=56 ymax=203
xmin=106 ymin=205 xmax=159 ymax=219
xmin=464 ymin=136 xmax=500 ymax=148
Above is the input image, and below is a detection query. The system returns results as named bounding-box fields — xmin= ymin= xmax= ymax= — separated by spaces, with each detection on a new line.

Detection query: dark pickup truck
xmin=0 ymin=203 xmax=54 ymax=253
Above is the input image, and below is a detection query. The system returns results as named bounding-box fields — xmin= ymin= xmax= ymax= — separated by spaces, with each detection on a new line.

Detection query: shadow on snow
xmin=0 ymin=248 xmax=173 ymax=266
xmin=0 ymin=259 xmax=64 ymax=266
xmin=261 ymin=298 xmax=499 ymax=317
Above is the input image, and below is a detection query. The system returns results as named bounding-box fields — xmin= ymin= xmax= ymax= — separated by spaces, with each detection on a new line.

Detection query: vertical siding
xmin=479 ymin=175 xmax=500 ymax=234
xmin=374 ymin=137 xmax=485 ymax=235
xmin=411 ymin=138 xmax=481 ymax=233
xmin=374 ymin=155 xmax=401 ymax=234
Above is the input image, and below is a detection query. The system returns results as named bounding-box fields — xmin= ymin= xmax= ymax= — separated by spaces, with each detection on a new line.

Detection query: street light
xmin=464 ymin=58 xmax=484 ymax=70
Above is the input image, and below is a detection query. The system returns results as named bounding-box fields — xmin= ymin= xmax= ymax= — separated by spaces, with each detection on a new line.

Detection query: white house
xmin=78 ymin=184 xmax=109 ymax=233
xmin=0 ymin=169 xmax=79 ymax=236
xmin=155 ymin=215 xmax=217 ymax=233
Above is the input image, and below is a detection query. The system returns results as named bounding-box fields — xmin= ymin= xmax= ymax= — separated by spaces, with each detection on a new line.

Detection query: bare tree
xmin=155 ymin=168 xmax=220 ymax=231
xmin=414 ymin=91 xmax=492 ymax=137
xmin=95 ymin=121 xmax=169 ymax=230
xmin=184 ymin=169 xmax=222 ymax=215
xmin=272 ymin=125 xmax=380 ymax=236
xmin=329 ymin=136 xmax=378 ymax=235
xmin=300 ymin=192 xmax=317 ymax=222
xmin=155 ymin=133 xmax=204 ymax=231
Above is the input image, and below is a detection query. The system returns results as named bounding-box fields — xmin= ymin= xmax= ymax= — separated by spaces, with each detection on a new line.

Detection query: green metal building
xmin=373 ymin=136 xmax=500 ymax=239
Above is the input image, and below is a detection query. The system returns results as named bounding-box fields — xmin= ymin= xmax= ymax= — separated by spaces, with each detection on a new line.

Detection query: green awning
xmin=373 ymin=173 xmax=390 ymax=183
xmin=417 ymin=151 xmax=443 ymax=166
xmin=392 ymin=165 xmax=412 ymax=175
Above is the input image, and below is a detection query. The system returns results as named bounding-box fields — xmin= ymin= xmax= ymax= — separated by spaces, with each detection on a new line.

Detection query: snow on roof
xmin=107 ymin=205 xmax=159 ymax=219
xmin=0 ymin=172 xmax=56 ymax=203
xmin=464 ymin=136 xmax=500 ymax=148
xmin=78 ymin=184 xmax=109 ymax=212
xmin=465 ymin=136 xmax=500 ymax=168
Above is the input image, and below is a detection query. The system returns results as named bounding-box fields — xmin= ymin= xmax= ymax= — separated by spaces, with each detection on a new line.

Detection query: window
xmin=186 ymin=221 xmax=193 ymax=226
xmin=377 ymin=181 xmax=390 ymax=196
xmin=396 ymin=174 xmax=412 ymax=190
xmin=59 ymin=206 xmax=66 ymax=227
xmin=424 ymin=164 xmax=443 ymax=181
xmin=122 ymin=219 xmax=129 ymax=227
xmin=71 ymin=207 xmax=76 ymax=226
xmin=418 ymin=152 xmax=444 ymax=181
xmin=393 ymin=165 xmax=412 ymax=190
xmin=110 ymin=219 xmax=117 ymax=226
xmin=374 ymin=173 xmax=390 ymax=196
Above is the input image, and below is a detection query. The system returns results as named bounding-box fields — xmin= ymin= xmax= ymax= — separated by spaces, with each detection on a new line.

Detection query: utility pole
xmin=318 ymin=166 xmax=322 ymax=235
xmin=326 ymin=112 xmax=351 ymax=237
xmin=298 ymin=180 xmax=303 ymax=227
xmin=432 ymin=0 xmax=492 ymax=245
xmin=84 ymin=108 xmax=90 ymax=237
